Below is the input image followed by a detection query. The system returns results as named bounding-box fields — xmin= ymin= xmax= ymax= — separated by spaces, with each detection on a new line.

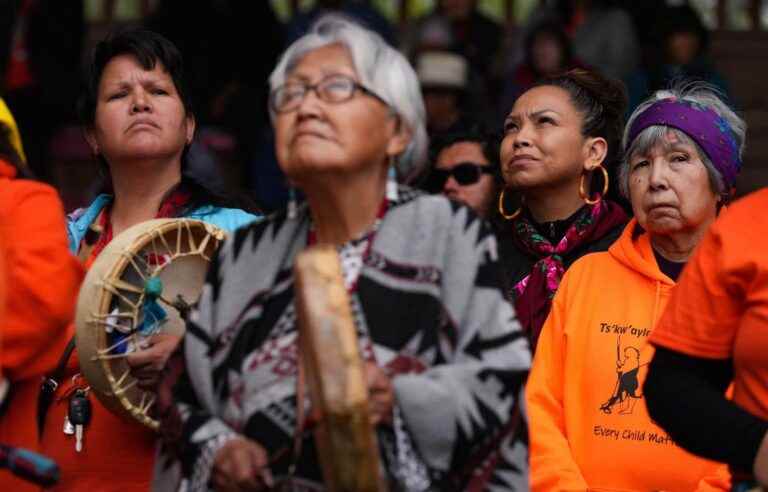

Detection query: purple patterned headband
xmin=626 ymin=98 xmax=741 ymax=187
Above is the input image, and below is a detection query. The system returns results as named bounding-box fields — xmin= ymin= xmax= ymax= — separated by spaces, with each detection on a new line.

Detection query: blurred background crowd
xmin=2 ymin=0 xmax=767 ymax=213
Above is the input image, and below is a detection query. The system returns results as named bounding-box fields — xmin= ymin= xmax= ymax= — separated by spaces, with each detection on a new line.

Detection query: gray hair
xmin=269 ymin=15 xmax=428 ymax=179
xmin=619 ymin=82 xmax=746 ymax=199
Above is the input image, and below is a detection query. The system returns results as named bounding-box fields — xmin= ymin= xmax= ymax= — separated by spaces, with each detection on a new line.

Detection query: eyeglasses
xmin=426 ymin=162 xmax=496 ymax=192
xmin=270 ymin=74 xmax=389 ymax=113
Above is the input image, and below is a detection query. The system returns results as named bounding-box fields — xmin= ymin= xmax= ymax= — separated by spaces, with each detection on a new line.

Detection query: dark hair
xmin=429 ymin=123 xmax=502 ymax=174
xmin=78 ymin=28 xmax=193 ymax=127
xmin=77 ymin=29 xmax=255 ymax=212
xmin=534 ymin=68 xmax=628 ymax=168
xmin=524 ymin=21 xmax=573 ymax=77
xmin=0 ymin=123 xmax=33 ymax=179
xmin=660 ymin=6 xmax=709 ymax=55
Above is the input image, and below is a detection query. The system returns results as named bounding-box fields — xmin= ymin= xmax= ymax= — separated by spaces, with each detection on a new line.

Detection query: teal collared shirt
xmin=66 ymin=194 xmax=260 ymax=253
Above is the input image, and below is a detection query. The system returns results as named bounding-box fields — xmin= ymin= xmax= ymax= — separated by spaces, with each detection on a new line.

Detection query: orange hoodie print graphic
xmin=527 ymin=222 xmax=730 ymax=491
xmin=599 ymin=332 xmax=649 ymax=416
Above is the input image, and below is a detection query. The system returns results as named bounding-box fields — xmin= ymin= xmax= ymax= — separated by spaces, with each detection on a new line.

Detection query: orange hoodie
xmin=0 ymin=159 xmax=83 ymax=492
xmin=526 ymin=219 xmax=729 ymax=492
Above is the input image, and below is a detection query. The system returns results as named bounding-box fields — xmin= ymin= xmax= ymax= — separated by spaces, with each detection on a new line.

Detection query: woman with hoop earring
xmin=496 ymin=68 xmax=629 ymax=353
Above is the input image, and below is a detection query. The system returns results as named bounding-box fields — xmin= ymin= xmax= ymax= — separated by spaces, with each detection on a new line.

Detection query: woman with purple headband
xmin=526 ymin=83 xmax=743 ymax=491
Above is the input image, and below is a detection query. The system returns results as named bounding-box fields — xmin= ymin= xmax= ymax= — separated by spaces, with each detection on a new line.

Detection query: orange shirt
xmin=38 ymin=347 xmax=157 ymax=492
xmin=0 ymin=208 xmax=5 ymax=349
xmin=0 ymin=205 xmax=6 ymax=419
xmin=526 ymin=219 xmax=728 ymax=491
xmin=0 ymin=160 xmax=83 ymax=492
xmin=651 ymin=188 xmax=768 ymax=423
xmin=40 ymin=187 xmax=208 ymax=491
xmin=39 ymin=216 xmax=154 ymax=492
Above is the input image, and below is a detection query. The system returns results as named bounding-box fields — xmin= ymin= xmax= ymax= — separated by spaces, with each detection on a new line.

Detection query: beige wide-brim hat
xmin=416 ymin=51 xmax=469 ymax=90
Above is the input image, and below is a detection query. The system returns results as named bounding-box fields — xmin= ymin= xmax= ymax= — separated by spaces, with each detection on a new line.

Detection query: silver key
xmin=68 ymin=389 xmax=91 ymax=453
xmin=75 ymin=426 xmax=83 ymax=452
xmin=63 ymin=414 xmax=75 ymax=435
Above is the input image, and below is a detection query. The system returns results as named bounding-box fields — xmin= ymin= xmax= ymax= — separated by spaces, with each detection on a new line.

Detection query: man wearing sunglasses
xmin=425 ymin=126 xmax=501 ymax=218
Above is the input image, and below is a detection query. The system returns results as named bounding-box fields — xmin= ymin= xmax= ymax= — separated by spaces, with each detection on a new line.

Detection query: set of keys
xmin=63 ymin=387 xmax=91 ymax=452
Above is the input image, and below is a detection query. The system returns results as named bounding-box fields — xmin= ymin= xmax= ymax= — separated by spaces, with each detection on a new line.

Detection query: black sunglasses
xmin=426 ymin=162 xmax=496 ymax=192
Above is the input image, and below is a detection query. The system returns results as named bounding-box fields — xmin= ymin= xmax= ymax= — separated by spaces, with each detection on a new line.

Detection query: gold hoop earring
xmin=498 ymin=189 xmax=522 ymax=220
xmin=579 ymin=165 xmax=609 ymax=205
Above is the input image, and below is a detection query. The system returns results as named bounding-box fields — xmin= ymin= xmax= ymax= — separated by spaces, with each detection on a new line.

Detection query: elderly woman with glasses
xmin=155 ymin=17 xmax=530 ymax=491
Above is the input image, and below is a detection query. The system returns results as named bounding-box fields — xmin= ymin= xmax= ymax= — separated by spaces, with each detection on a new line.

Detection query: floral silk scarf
xmin=511 ymin=200 xmax=628 ymax=350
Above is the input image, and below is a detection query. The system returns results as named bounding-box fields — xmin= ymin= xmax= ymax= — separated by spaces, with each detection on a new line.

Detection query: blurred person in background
xmin=568 ymin=0 xmax=639 ymax=81
xmin=0 ymin=0 xmax=85 ymax=183
xmin=521 ymin=0 xmax=639 ymax=82
xmin=286 ymin=0 xmax=396 ymax=46
xmin=146 ymin=0 xmax=284 ymax=209
xmin=406 ymin=0 xmax=503 ymax=98
xmin=416 ymin=51 xmax=473 ymax=137
xmin=423 ymin=124 xmax=502 ymax=218
xmin=500 ymin=20 xmax=584 ymax=124
xmin=626 ymin=4 xmax=730 ymax=112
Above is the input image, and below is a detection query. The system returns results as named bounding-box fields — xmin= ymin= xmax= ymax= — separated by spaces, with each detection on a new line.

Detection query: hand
xmin=212 ymin=437 xmax=273 ymax=492
xmin=125 ymin=333 xmax=181 ymax=391
xmin=365 ymin=362 xmax=395 ymax=427
xmin=754 ymin=430 xmax=768 ymax=487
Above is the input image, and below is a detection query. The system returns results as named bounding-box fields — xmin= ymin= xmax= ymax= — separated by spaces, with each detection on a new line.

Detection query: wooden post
xmin=716 ymin=0 xmax=727 ymax=29
xmin=750 ymin=0 xmax=762 ymax=30
xmin=141 ymin=0 xmax=152 ymax=18
xmin=399 ymin=0 xmax=409 ymax=25
xmin=506 ymin=0 xmax=516 ymax=26
xmin=105 ymin=0 xmax=115 ymax=23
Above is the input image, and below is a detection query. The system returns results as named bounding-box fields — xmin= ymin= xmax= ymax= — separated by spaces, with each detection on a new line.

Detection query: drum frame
xmin=75 ymin=219 xmax=225 ymax=430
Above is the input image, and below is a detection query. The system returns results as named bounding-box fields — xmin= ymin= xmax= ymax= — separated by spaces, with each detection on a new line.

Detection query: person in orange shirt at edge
xmin=525 ymin=83 xmax=744 ymax=491
xmin=644 ymin=176 xmax=768 ymax=488
xmin=36 ymin=30 xmax=258 ymax=491
xmin=0 ymin=99 xmax=83 ymax=491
